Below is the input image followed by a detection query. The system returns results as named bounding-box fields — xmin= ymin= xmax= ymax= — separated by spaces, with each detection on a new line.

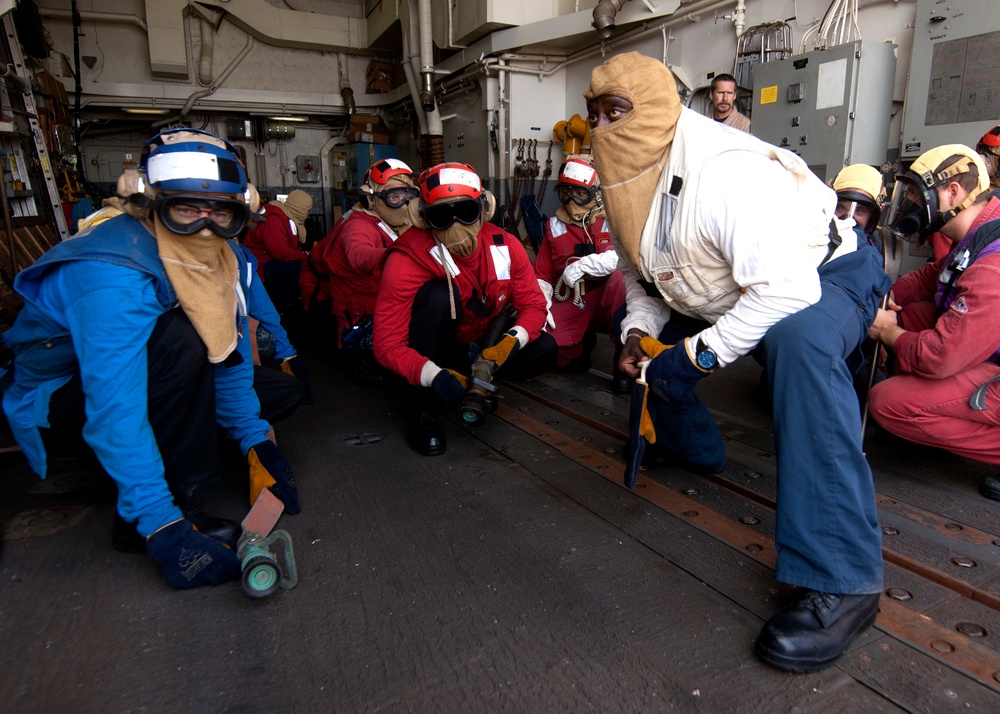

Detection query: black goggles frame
xmin=424 ymin=198 xmax=482 ymax=231
xmin=556 ymin=184 xmax=596 ymax=206
xmin=375 ymin=186 xmax=420 ymax=209
xmin=155 ymin=194 xmax=250 ymax=239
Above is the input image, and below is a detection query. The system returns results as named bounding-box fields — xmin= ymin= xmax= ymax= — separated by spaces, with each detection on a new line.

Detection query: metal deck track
xmin=489 ymin=366 xmax=1000 ymax=702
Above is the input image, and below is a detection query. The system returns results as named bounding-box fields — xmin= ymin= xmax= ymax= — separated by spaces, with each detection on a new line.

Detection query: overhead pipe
xmin=153 ymin=34 xmax=255 ymax=126
xmin=417 ymin=0 xmax=435 ymax=112
xmin=197 ymin=17 xmax=215 ymax=86
xmin=39 ymin=8 xmax=148 ymax=32
xmin=400 ymin=1 xmax=428 ymax=136
xmin=476 ymin=0 xmax=736 ymax=81
xmin=593 ymin=0 xmax=631 ymax=40
xmin=337 ymin=53 xmax=356 ymax=115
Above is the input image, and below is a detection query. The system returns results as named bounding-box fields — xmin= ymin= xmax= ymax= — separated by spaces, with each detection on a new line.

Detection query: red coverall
xmin=870 ymin=197 xmax=1000 ymax=464
xmin=303 ymin=210 xmax=396 ymax=345
xmin=534 ymin=215 xmax=625 ymax=366
xmin=373 ymin=223 xmax=547 ymax=386
xmin=242 ymin=203 xmax=308 ymax=277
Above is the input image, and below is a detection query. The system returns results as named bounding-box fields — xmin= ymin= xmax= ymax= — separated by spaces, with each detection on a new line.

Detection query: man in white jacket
xmin=586 ymin=52 xmax=890 ymax=673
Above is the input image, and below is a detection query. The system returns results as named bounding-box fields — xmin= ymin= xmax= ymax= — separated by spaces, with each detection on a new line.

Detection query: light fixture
xmin=122 ymin=108 xmax=170 ymax=115
xmin=267 ymin=116 xmax=308 ymax=122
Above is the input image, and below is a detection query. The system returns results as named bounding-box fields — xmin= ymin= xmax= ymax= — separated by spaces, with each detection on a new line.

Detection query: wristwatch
xmin=695 ymin=338 xmax=718 ymax=371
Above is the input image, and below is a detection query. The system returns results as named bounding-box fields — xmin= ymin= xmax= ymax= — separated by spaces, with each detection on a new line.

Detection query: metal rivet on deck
xmin=739 ymin=515 xmax=759 ymax=525
xmin=944 ymin=523 xmax=963 ymax=531
xmin=578 ymin=435 xmax=592 ymax=442
xmin=546 ymin=419 xmax=559 ymax=425
xmin=600 ymin=410 xmax=612 ymax=416
xmin=539 ymin=433 xmax=549 ymax=438
xmin=578 ymin=454 xmax=590 ymax=460
xmin=518 ymin=406 xmax=530 ymax=412
xmin=951 ymin=556 xmax=977 ymax=568
xmin=882 ymin=526 xmax=899 ymax=536
xmin=604 ymin=447 xmax=617 ymax=454
xmin=570 ymin=398 xmax=582 ymax=403
xmin=879 ymin=498 xmax=896 ymax=506
xmin=543 ymin=388 xmax=555 ymax=393
xmin=955 ymin=622 xmax=987 ymax=638
xmin=683 ymin=510 xmax=698 ymax=518
xmin=756 ymin=452 xmax=772 ymax=459
xmin=930 ymin=640 xmax=955 ymax=653
xmin=885 ymin=587 xmax=912 ymax=601
xmin=745 ymin=543 xmax=763 ymax=553
xmin=681 ymin=487 xmax=699 ymax=496
xmin=859 ymin=652 xmax=872 ymax=663
xmin=944 ymin=690 xmax=959 ymax=700
xmin=553 ymin=440 xmax=567 ymax=446
xmin=596 ymin=464 xmax=608 ymax=471
xmin=744 ymin=471 xmax=761 ymax=479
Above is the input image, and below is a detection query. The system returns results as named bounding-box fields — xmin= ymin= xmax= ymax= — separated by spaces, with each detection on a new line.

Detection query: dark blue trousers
xmin=651 ymin=248 xmax=889 ymax=594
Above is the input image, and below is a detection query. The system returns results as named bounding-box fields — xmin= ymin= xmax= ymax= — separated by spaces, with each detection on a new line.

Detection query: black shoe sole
xmin=980 ymin=480 xmax=1000 ymax=502
xmin=754 ymin=608 xmax=878 ymax=673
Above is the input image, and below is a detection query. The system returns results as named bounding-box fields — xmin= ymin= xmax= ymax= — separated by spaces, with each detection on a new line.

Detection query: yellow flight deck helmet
xmin=885 ymin=144 xmax=989 ymax=244
xmin=833 ymin=164 xmax=884 ymax=234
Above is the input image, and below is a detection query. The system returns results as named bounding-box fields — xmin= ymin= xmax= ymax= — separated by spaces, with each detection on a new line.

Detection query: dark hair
xmin=710 ymin=73 xmax=738 ymax=91
xmin=938 ymin=154 xmax=981 ymax=193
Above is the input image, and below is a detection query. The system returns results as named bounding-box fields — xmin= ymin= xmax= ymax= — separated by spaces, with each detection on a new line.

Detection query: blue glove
xmin=280 ymin=355 xmax=313 ymax=405
xmin=146 ymin=519 xmax=241 ymax=589
xmin=431 ymin=368 xmax=467 ymax=409
xmin=641 ymin=337 xmax=711 ymax=406
xmin=248 ymin=440 xmax=301 ymax=515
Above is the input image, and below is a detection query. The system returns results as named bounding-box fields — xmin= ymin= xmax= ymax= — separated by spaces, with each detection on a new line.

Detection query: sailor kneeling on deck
xmin=373 ymin=162 xmax=557 ymax=456
xmin=1 ymin=129 xmax=301 ymax=589
xmin=586 ymin=52 xmax=890 ymax=672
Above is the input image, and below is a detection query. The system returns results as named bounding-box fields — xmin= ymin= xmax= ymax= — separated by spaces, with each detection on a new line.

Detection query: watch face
xmin=697 ymin=349 xmax=717 ymax=370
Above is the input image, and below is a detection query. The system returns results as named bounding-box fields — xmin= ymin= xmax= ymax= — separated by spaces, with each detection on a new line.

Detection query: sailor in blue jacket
xmin=2 ymin=129 xmax=300 ymax=589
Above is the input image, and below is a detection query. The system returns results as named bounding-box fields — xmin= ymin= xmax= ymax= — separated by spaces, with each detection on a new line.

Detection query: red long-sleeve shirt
xmin=242 ymin=204 xmax=308 ymax=276
xmin=893 ymin=197 xmax=1000 ymax=377
xmin=307 ymin=210 xmax=396 ymax=340
xmin=373 ymin=223 xmax=547 ymax=385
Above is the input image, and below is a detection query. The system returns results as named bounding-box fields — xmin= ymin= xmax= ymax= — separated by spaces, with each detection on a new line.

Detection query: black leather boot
xmin=981 ymin=473 xmax=1000 ymax=501
xmin=182 ymin=507 xmax=241 ymax=550
xmin=755 ymin=590 xmax=880 ymax=672
xmin=408 ymin=388 xmax=446 ymax=456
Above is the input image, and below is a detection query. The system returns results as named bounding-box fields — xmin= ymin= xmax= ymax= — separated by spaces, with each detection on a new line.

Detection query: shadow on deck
xmin=1 ymin=339 xmax=999 ymax=712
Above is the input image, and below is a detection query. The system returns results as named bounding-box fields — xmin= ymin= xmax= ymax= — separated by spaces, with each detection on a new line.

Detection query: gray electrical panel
xmin=751 ymin=40 xmax=896 ymax=182
xmin=900 ymin=0 xmax=1000 ymax=159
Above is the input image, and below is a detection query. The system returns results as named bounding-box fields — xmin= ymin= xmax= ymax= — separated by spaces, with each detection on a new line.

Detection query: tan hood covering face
xmin=155 ymin=217 xmax=240 ymax=363
xmin=271 ymin=189 xmax=312 ymax=243
xmin=584 ymin=52 xmax=681 ymax=269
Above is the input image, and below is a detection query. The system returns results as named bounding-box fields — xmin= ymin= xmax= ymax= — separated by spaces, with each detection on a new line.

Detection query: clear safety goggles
xmin=375 ymin=186 xmax=420 ymax=209
xmin=156 ymin=194 xmax=250 ymax=239
xmin=424 ymin=198 xmax=482 ymax=231
xmin=556 ymin=184 xmax=596 ymax=206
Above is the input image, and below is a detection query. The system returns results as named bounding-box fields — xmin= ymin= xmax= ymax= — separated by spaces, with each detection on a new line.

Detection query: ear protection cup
xmin=481 ymin=190 xmax=496 ymax=222
xmin=245 ymin=183 xmax=261 ymax=213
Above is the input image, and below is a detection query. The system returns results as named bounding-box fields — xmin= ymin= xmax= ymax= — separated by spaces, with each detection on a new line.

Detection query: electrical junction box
xmin=899 ymin=0 xmax=1000 ymax=159
xmin=227 ymin=119 xmax=254 ymax=140
xmin=295 ymin=155 xmax=321 ymax=183
xmin=752 ymin=39 xmax=897 ymax=182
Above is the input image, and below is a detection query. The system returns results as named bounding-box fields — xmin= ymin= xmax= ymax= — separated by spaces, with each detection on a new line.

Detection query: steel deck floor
xmin=1 ymin=341 xmax=999 ymax=712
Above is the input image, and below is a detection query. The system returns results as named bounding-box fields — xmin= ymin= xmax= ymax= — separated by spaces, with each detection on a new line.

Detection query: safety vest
xmin=636 ymin=109 xmax=854 ymax=322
